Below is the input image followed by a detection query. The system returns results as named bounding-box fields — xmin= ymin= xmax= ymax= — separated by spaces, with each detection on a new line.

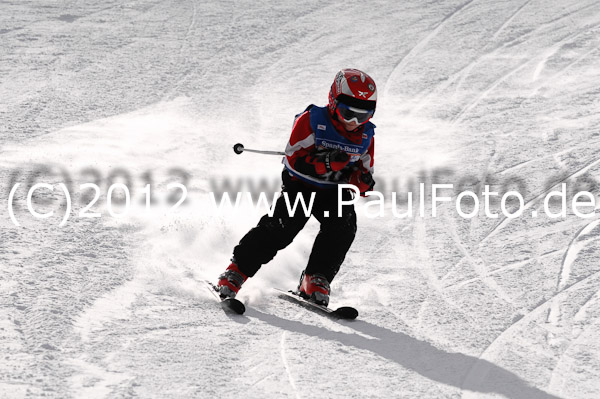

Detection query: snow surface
xmin=1 ymin=0 xmax=600 ymax=398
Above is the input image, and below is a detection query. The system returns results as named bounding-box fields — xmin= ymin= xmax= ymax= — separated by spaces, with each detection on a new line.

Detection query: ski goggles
xmin=336 ymin=102 xmax=374 ymax=124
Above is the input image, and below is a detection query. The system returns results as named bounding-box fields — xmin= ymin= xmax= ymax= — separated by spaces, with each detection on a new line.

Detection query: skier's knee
xmin=321 ymin=225 xmax=356 ymax=244
xmin=260 ymin=216 xmax=287 ymax=231
xmin=258 ymin=216 xmax=298 ymax=247
xmin=327 ymin=211 xmax=356 ymax=235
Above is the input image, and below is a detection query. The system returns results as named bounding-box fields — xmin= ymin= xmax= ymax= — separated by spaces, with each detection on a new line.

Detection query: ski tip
xmin=223 ymin=298 xmax=246 ymax=315
xmin=334 ymin=306 xmax=358 ymax=320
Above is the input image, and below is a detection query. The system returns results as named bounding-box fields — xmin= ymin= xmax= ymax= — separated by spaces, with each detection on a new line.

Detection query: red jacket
xmin=284 ymin=108 xmax=375 ymax=193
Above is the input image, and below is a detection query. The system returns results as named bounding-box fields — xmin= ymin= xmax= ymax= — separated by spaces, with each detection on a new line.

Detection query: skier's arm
xmin=285 ymin=111 xmax=350 ymax=177
xmin=349 ymin=137 xmax=375 ymax=194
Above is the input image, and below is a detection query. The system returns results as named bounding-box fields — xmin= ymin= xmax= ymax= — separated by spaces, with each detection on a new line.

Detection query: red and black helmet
xmin=328 ymin=69 xmax=377 ymax=118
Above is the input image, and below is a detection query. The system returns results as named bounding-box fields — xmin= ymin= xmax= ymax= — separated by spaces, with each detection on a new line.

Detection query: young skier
xmin=217 ymin=68 xmax=377 ymax=306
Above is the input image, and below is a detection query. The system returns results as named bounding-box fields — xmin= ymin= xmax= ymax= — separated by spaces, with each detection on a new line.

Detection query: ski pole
xmin=233 ymin=143 xmax=285 ymax=156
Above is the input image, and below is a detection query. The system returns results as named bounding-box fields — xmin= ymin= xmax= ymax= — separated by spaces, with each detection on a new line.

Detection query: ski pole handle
xmin=233 ymin=143 xmax=285 ymax=156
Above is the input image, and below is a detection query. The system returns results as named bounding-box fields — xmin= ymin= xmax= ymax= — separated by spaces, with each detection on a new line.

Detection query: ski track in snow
xmin=556 ymin=220 xmax=600 ymax=292
xmin=460 ymin=266 xmax=600 ymax=399
xmin=163 ymin=0 xmax=198 ymax=100
xmin=546 ymin=219 xmax=600 ymax=327
xmin=529 ymin=44 xmax=600 ymax=96
xmin=490 ymin=0 xmax=533 ymax=41
xmin=450 ymin=58 xmax=531 ymax=127
xmin=381 ymin=0 xmax=477 ymax=99
xmin=531 ymin=22 xmax=600 ymax=82
xmin=279 ymin=332 xmax=300 ymax=399
xmin=419 ymin=0 xmax=599 ymax=112
xmin=482 ymin=154 xmax=600 ymax=242
xmin=450 ymin=18 xmax=599 ymax=127
xmin=447 ymin=215 xmax=517 ymax=307
xmin=548 ymin=283 xmax=600 ymax=396
xmin=450 ymin=4 xmax=600 ymax=126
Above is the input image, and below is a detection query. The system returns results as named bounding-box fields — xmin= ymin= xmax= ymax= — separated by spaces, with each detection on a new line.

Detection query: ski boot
xmin=217 ymin=263 xmax=247 ymax=299
xmin=298 ymin=272 xmax=330 ymax=307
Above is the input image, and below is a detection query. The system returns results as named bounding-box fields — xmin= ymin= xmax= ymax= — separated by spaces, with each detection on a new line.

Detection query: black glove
xmin=349 ymin=169 xmax=375 ymax=193
xmin=294 ymin=149 xmax=350 ymax=177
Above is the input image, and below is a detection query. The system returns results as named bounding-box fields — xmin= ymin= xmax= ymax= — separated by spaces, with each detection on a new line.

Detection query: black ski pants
xmin=233 ymin=170 xmax=357 ymax=283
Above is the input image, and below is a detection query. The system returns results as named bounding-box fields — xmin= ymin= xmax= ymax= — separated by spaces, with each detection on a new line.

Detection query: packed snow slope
xmin=1 ymin=0 xmax=600 ymax=398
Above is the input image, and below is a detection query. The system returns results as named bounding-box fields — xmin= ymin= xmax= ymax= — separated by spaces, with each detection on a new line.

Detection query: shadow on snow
xmin=248 ymin=309 xmax=562 ymax=399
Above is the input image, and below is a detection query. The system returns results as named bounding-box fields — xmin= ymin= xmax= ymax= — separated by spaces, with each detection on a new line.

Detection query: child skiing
xmin=217 ymin=69 xmax=377 ymax=307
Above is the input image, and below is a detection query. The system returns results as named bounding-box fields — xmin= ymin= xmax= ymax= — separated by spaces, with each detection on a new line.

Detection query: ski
xmin=204 ymin=280 xmax=245 ymax=315
xmin=274 ymin=288 xmax=358 ymax=320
